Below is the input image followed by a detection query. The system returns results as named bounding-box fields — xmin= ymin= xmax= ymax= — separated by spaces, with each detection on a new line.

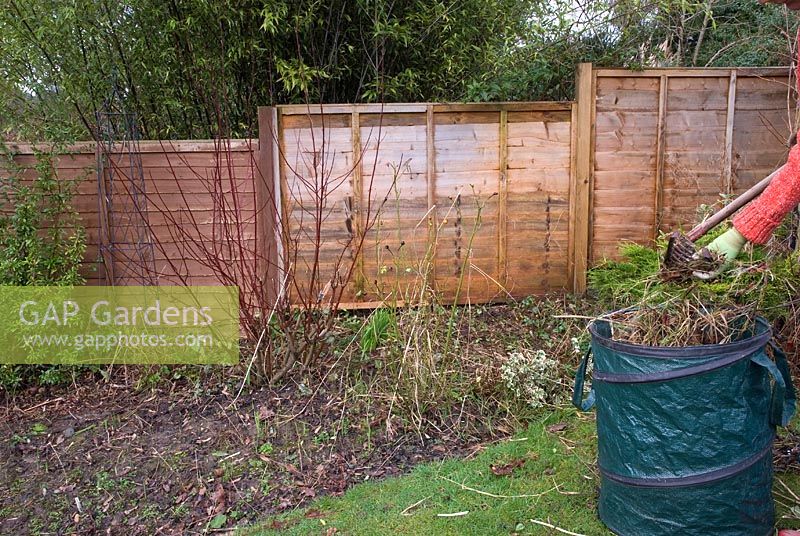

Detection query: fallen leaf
xmin=546 ymin=423 xmax=568 ymax=433
xmin=210 ymin=483 xmax=226 ymax=514
xmin=490 ymin=458 xmax=526 ymax=476
xmin=305 ymin=509 xmax=325 ymax=519
xmin=284 ymin=463 xmax=301 ymax=476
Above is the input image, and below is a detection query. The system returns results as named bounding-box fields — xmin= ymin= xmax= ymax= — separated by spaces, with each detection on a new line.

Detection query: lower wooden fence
xmin=3 ymin=140 xmax=258 ymax=288
xmin=2 ymin=64 xmax=795 ymax=306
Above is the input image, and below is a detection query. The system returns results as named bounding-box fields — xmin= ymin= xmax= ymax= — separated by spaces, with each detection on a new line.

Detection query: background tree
xmin=0 ymin=0 xmax=796 ymax=141
xmin=464 ymin=0 xmax=798 ymax=102
xmin=0 ymin=0 xmax=529 ymax=140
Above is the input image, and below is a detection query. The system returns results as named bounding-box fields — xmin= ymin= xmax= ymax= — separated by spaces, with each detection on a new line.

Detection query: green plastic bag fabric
xmin=573 ymin=315 xmax=796 ymax=536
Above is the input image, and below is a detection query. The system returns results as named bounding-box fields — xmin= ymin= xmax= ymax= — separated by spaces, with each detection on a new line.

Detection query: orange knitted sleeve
xmin=732 ymin=140 xmax=800 ymax=244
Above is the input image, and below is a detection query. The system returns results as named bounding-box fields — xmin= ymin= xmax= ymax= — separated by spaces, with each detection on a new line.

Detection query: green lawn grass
xmin=244 ymin=409 xmax=800 ymax=535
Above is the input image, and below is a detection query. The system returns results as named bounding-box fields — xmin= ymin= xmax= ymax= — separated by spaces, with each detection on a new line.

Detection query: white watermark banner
xmin=0 ymin=286 xmax=239 ymax=364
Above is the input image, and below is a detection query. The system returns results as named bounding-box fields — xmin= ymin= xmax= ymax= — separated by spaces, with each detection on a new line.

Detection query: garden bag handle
xmin=572 ymin=347 xmax=595 ymax=411
xmin=753 ymin=341 xmax=796 ymax=427
xmin=572 ymin=342 xmax=797 ymax=426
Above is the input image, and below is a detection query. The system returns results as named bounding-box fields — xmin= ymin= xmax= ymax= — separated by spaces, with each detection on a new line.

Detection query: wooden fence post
xmin=257 ymin=106 xmax=282 ymax=304
xmin=653 ymin=75 xmax=668 ymax=239
xmin=425 ymin=105 xmax=438 ymax=293
xmin=569 ymin=63 xmax=594 ymax=293
xmin=722 ymin=71 xmax=737 ymax=195
xmin=497 ymin=110 xmax=508 ymax=288
xmin=351 ymin=111 xmax=365 ymax=294
xmin=94 ymin=142 xmax=115 ymax=285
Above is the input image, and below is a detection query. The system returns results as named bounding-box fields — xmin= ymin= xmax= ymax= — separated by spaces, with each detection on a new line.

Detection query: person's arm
xmin=702 ymin=137 xmax=800 ymax=262
xmin=731 ymin=139 xmax=800 ymax=245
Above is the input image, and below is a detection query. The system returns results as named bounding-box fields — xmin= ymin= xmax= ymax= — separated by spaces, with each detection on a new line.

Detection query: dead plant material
xmin=606 ymin=304 xmax=756 ymax=347
xmin=441 ymin=476 xmax=556 ymax=499
xmin=774 ymin=430 xmax=800 ymax=472
xmin=489 ymin=458 xmax=527 ymax=476
xmin=528 ymin=519 xmax=587 ymax=536
xmin=591 ymin=238 xmax=799 ymax=349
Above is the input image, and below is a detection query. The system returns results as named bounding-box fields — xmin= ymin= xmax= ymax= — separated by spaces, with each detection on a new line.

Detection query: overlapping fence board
xmin=272 ymin=103 xmax=574 ymax=306
xmin=589 ymin=66 xmax=795 ymax=267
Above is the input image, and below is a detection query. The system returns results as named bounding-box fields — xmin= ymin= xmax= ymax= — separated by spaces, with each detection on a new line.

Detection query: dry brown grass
xmin=605 ymin=302 xmax=756 ymax=347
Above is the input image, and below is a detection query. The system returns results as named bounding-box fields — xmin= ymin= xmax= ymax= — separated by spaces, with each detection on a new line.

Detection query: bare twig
xmin=528 ymin=518 xmax=587 ymax=536
xmin=441 ymin=476 xmax=557 ymax=500
xmin=400 ymin=496 xmax=431 ymax=516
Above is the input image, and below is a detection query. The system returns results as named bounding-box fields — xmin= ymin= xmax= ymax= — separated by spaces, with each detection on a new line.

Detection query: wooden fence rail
xmin=2 ymin=64 xmax=794 ymax=306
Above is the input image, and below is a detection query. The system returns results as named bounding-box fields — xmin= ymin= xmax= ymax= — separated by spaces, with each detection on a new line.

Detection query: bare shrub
xmin=94 ymin=110 xmax=403 ymax=384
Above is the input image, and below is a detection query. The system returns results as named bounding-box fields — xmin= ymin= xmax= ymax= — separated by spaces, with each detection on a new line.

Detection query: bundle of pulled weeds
xmin=589 ymin=229 xmax=799 ymax=348
xmin=604 ymin=304 xmax=757 ymax=347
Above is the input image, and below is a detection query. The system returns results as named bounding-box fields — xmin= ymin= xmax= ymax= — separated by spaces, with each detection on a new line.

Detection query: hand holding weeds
xmin=692 ymin=228 xmax=747 ymax=280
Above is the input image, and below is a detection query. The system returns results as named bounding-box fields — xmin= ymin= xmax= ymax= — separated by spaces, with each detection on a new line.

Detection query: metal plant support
xmin=96 ymin=84 xmax=156 ymax=285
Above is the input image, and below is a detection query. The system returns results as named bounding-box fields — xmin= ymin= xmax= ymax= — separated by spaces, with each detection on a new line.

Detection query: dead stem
xmin=607 ymin=304 xmax=755 ymax=347
xmin=440 ymin=476 xmax=557 ymax=499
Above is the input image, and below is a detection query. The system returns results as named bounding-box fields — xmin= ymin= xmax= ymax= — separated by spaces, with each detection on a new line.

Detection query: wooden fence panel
xmin=269 ymin=103 xmax=574 ymax=307
xmin=505 ymin=109 xmax=572 ymax=296
xmin=589 ymin=66 xmax=795 ymax=266
xmin=733 ymin=75 xmax=793 ymax=192
xmin=358 ymin=112 xmax=429 ymax=303
xmin=4 ymin=141 xmax=257 ymax=287
xmin=593 ymin=74 xmax=660 ymax=261
xmin=279 ymin=114 xmax=359 ymax=304
xmin=433 ymin=110 xmax=501 ymax=302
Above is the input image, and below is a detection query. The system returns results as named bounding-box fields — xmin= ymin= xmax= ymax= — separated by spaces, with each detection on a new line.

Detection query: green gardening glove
xmin=692 ymin=228 xmax=747 ymax=280
xmin=705 ymin=228 xmax=747 ymax=262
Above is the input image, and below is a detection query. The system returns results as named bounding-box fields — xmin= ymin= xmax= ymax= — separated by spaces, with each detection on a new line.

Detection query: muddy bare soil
xmin=0 ymin=374 xmax=490 ymax=535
